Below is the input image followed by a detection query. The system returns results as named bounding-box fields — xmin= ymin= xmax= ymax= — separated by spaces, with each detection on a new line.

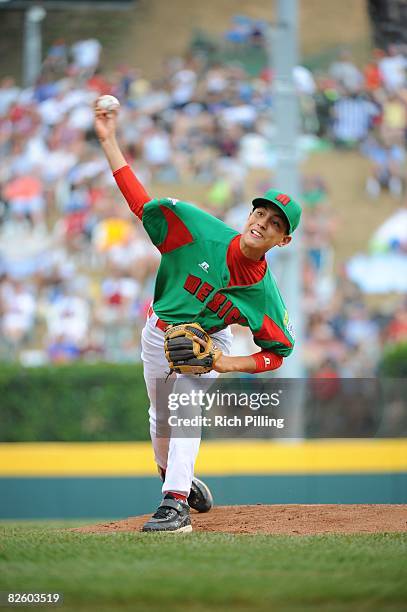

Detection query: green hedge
xmin=380 ymin=343 xmax=407 ymax=377
xmin=2 ymin=356 xmax=406 ymax=442
xmin=0 ymin=363 xmax=150 ymax=442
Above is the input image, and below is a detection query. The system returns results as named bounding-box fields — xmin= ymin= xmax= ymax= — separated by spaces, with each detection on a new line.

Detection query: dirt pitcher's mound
xmin=74 ymin=504 xmax=407 ymax=535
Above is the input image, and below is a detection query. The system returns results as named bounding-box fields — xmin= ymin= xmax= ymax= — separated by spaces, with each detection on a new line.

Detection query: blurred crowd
xmin=0 ymin=21 xmax=406 ymax=375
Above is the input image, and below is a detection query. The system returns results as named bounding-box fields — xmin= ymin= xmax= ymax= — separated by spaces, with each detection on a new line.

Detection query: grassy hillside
xmin=303 ymin=151 xmax=400 ymax=265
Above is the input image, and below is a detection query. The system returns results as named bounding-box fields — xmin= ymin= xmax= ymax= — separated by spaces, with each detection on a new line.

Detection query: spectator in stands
xmin=294 ymin=65 xmax=318 ymax=133
xmin=384 ymin=302 xmax=407 ymax=344
xmin=362 ymin=134 xmax=405 ymax=198
xmin=170 ymin=59 xmax=197 ymax=108
xmin=70 ymin=38 xmax=102 ymax=78
xmin=3 ymin=174 xmax=46 ymax=229
xmin=44 ymin=285 xmax=90 ymax=351
xmin=47 ymin=334 xmax=81 ymax=363
xmin=141 ymin=121 xmax=173 ymax=180
xmin=364 ymin=49 xmax=384 ymax=92
xmin=329 ymin=48 xmax=364 ymax=93
xmin=0 ymin=277 xmax=36 ymax=356
xmin=42 ymin=39 xmax=68 ymax=77
xmin=332 ymin=89 xmax=379 ymax=147
xmin=380 ymin=89 xmax=407 ymax=146
xmin=0 ymin=76 xmax=20 ymax=117
xmin=378 ymin=44 xmax=406 ymax=91
xmin=313 ymin=75 xmax=338 ymax=138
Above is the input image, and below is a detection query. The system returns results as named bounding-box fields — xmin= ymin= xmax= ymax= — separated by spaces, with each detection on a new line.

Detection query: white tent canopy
xmin=347 ymin=209 xmax=407 ymax=294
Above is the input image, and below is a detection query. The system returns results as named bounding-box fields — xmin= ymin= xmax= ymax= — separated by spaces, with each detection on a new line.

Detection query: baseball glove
xmin=164 ymin=322 xmax=222 ymax=375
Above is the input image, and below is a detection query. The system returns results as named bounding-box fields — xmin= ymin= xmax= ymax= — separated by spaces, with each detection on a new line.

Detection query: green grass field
xmin=0 ymin=523 xmax=406 ymax=612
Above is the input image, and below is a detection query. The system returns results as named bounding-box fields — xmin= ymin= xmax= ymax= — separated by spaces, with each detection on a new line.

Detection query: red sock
xmin=166 ymin=491 xmax=187 ymax=502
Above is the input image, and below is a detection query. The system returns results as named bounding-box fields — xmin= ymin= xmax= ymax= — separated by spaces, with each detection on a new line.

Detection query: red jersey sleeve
xmin=113 ymin=164 xmax=151 ymax=220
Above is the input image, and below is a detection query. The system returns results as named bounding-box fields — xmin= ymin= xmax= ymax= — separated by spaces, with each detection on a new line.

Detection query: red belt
xmin=148 ymin=305 xmax=170 ymax=332
xmin=156 ymin=317 xmax=169 ymax=332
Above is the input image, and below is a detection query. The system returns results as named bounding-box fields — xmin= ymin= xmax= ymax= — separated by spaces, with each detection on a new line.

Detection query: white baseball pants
xmin=141 ymin=310 xmax=233 ymax=496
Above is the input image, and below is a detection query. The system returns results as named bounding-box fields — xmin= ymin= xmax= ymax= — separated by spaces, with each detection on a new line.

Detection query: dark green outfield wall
xmin=1 ymin=474 xmax=406 ymax=519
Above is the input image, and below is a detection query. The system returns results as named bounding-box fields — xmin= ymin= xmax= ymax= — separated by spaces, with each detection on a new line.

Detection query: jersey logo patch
xmin=284 ymin=310 xmax=295 ymax=339
xmin=276 ymin=193 xmax=291 ymax=206
xmin=286 ymin=321 xmax=295 ymax=340
xmin=255 ymin=314 xmax=292 ymax=348
xmin=167 ymin=198 xmax=179 ymax=206
xmin=198 ymin=261 xmax=210 ymax=273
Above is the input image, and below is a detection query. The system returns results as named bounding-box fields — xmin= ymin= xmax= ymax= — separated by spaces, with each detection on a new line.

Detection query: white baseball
xmin=96 ymin=95 xmax=121 ymax=112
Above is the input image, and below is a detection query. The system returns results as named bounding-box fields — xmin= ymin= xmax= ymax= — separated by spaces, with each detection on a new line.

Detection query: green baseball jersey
xmin=142 ymin=198 xmax=294 ymax=357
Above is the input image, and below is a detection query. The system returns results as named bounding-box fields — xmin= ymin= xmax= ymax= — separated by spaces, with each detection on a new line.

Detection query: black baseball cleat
xmin=142 ymin=495 xmax=192 ymax=533
xmin=188 ymin=477 xmax=213 ymax=513
xmin=157 ymin=467 xmax=214 ymax=514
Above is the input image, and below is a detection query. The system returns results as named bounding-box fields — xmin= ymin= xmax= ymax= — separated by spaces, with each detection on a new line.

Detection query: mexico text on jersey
xmin=142 ymin=198 xmax=294 ymax=357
